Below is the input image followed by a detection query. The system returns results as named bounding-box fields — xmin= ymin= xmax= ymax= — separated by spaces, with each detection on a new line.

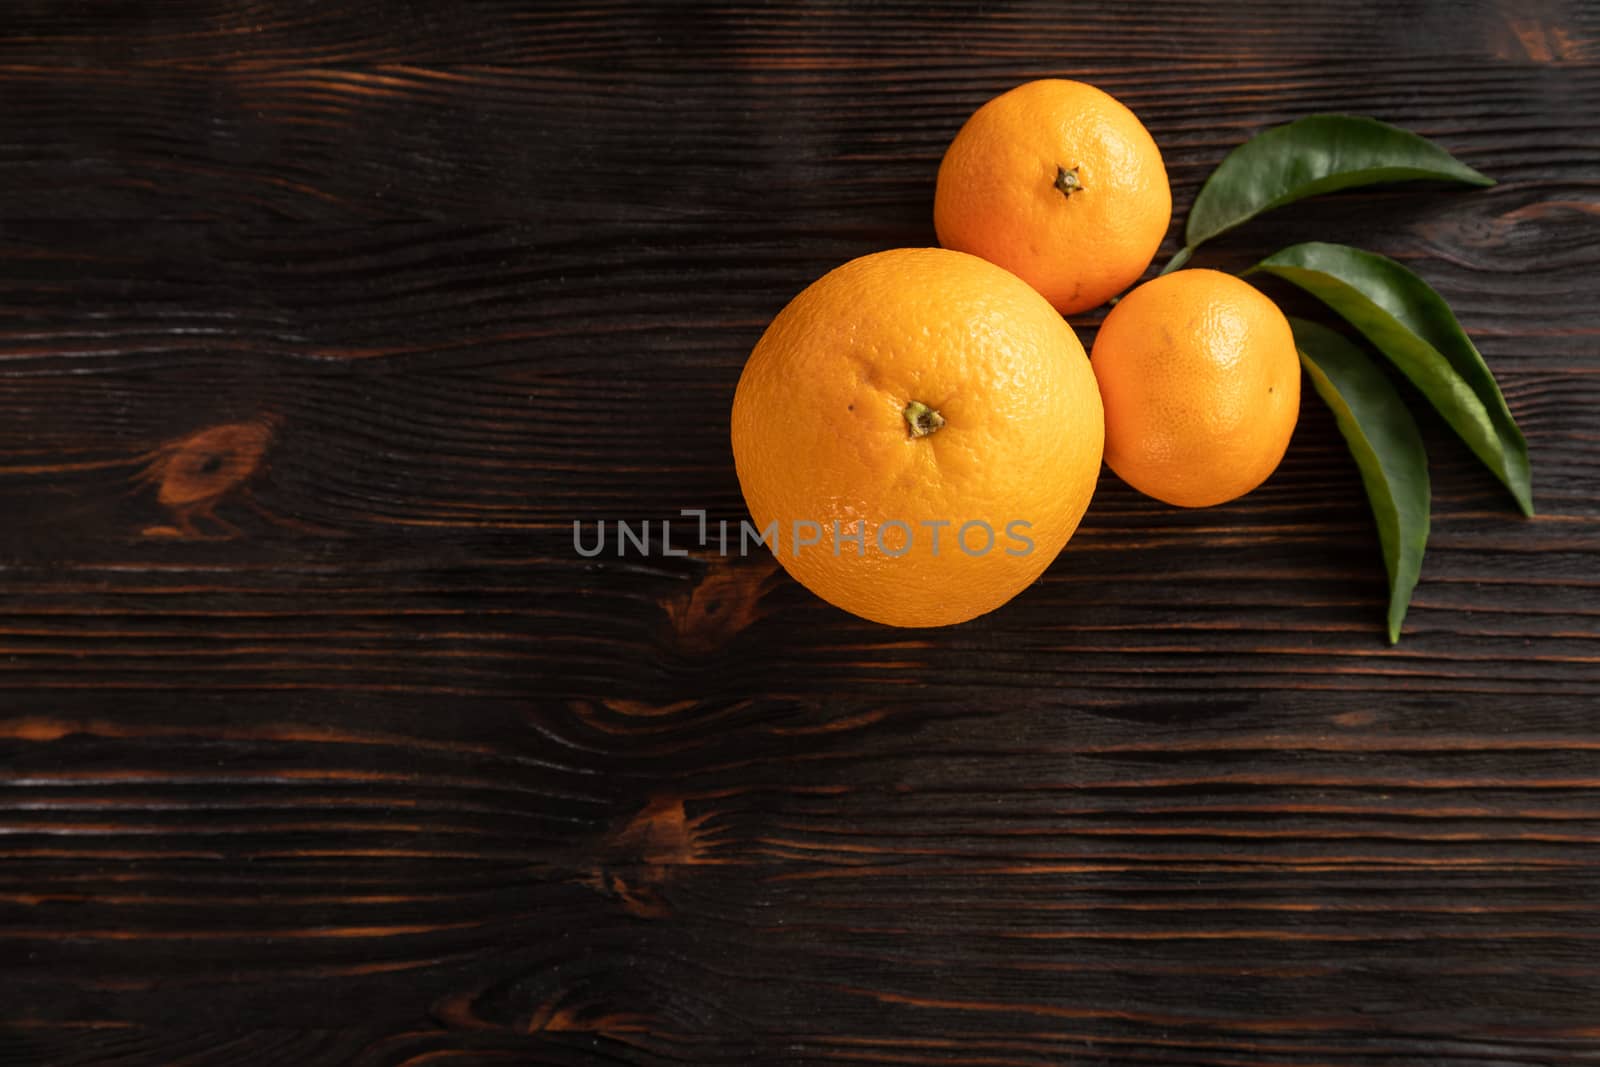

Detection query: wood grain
xmin=3 ymin=0 xmax=1599 ymax=1063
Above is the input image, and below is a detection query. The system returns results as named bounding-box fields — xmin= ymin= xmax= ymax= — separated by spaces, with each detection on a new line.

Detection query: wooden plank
xmin=1 ymin=56 xmax=1595 ymax=220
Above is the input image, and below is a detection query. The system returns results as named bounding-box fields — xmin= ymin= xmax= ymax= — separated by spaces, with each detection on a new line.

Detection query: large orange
xmin=731 ymin=248 xmax=1104 ymax=627
xmin=934 ymin=79 xmax=1171 ymax=315
xmin=1091 ymin=269 xmax=1300 ymax=508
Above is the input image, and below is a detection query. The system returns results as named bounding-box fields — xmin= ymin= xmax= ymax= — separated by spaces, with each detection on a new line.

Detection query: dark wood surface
xmin=3 ymin=2 xmax=1599 ymax=1063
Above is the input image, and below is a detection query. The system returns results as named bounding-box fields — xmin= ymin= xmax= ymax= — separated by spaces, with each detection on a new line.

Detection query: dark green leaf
xmin=1292 ymin=317 xmax=1430 ymax=644
xmin=1156 ymin=246 xmax=1192 ymax=276
xmin=1183 ymin=115 xmax=1493 ymax=254
xmin=1250 ymin=242 xmax=1532 ymax=515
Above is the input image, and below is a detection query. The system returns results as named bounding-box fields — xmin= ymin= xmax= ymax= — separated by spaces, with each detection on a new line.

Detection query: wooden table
xmin=3 ymin=2 xmax=1598 ymax=1063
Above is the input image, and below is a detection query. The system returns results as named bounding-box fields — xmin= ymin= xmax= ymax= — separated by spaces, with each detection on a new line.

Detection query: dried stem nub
xmin=903 ymin=400 xmax=945 ymax=438
xmin=1055 ymin=165 xmax=1083 ymax=198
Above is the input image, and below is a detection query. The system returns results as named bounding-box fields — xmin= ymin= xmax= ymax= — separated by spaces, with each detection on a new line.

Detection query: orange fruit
xmin=731 ymin=248 xmax=1104 ymax=627
xmin=934 ymin=78 xmax=1171 ymax=315
xmin=934 ymin=79 xmax=1171 ymax=315
xmin=1090 ymin=269 xmax=1300 ymax=508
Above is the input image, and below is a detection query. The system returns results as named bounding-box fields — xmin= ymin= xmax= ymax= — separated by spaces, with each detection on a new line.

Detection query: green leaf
xmin=1249 ymin=242 xmax=1532 ymax=516
xmin=1156 ymin=245 xmax=1192 ymax=276
xmin=1292 ymin=317 xmax=1430 ymax=644
xmin=1182 ymin=115 xmax=1493 ymax=255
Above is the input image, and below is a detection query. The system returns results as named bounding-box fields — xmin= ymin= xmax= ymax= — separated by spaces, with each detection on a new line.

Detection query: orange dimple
xmin=934 ymin=79 xmax=1171 ymax=315
xmin=1091 ymin=269 xmax=1301 ymax=509
xmin=730 ymin=248 xmax=1104 ymax=628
